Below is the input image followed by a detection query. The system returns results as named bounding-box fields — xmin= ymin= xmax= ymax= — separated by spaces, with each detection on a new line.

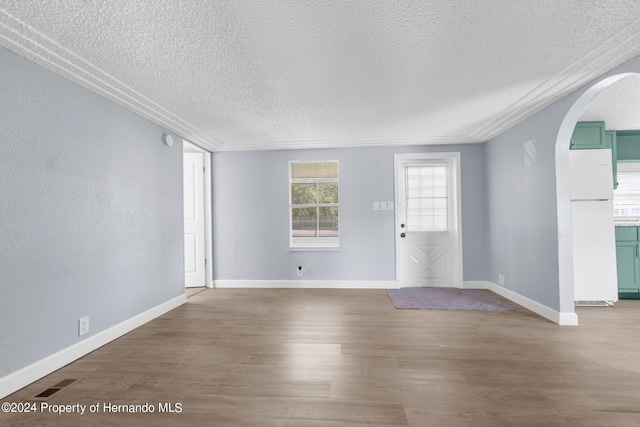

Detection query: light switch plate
xmin=373 ymin=201 xmax=380 ymax=211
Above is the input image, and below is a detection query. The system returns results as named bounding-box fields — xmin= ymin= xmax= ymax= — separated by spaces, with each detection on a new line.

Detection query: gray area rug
xmin=387 ymin=288 xmax=513 ymax=311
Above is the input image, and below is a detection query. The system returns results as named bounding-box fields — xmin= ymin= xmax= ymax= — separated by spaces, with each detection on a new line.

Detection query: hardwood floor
xmin=3 ymin=289 xmax=640 ymax=426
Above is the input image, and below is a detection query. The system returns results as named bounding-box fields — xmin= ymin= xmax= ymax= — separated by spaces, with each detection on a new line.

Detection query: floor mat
xmin=387 ymin=288 xmax=513 ymax=310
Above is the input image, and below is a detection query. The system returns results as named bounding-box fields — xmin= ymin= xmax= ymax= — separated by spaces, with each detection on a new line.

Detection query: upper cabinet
xmin=570 ymin=121 xmax=617 ymax=189
xmin=615 ymin=130 xmax=640 ymax=162
xmin=571 ymin=121 xmax=606 ymax=150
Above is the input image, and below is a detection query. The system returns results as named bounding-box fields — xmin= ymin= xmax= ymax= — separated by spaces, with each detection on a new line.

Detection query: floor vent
xmin=35 ymin=388 xmax=61 ymax=398
xmin=575 ymin=300 xmax=614 ymax=307
xmin=35 ymin=379 xmax=78 ymax=399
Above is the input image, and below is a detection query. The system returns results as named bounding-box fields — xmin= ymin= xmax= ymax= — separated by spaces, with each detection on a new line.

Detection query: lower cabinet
xmin=615 ymin=227 xmax=640 ymax=298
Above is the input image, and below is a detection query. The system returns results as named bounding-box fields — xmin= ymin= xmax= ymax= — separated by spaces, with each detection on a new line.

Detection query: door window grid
xmin=405 ymin=165 xmax=448 ymax=232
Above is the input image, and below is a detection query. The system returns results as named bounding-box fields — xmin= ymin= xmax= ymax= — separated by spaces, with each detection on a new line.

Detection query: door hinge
xmin=203 ymin=166 xmax=206 ymax=173
xmin=204 ymin=258 xmax=208 ymax=265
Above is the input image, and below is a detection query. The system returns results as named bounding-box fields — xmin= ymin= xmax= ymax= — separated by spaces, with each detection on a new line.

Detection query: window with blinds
xmin=289 ymin=161 xmax=339 ymax=249
xmin=614 ymin=164 xmax=640 ymax=220
xmin=405 ymin=164 xmax=448 ymax=232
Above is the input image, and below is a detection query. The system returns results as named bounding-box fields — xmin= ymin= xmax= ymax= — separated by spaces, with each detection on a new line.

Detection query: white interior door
xmin=183 ymin=152 xmax=206 ymax=287
xmin=395 ymin=153 xmax=463 ymax=288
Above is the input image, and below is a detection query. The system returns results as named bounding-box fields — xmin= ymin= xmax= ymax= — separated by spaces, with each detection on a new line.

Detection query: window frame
xmin=289 ymin=160 xmax=340 ymax=249
xmin=614 ymin=162 xmax=640 ymax=222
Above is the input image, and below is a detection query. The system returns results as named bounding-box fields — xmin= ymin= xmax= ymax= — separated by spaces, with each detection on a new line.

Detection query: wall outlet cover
xmin=79 ymin=316 xmax=89 ymax=336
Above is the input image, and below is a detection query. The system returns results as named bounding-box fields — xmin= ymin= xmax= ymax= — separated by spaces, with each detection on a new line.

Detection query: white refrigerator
xmin=569 ymin=149 xmax=618 ymax=304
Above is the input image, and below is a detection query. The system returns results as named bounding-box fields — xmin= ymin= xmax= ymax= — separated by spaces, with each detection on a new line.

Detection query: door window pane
xmin=405 ymin=164 xmax=448 ymax=232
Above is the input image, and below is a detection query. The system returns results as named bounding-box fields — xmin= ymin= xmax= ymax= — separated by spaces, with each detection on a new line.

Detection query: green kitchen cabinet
xmin=615 ymin=227 xmax=640 ymax=298
xmin=615 ymin=130 xmax=640 ymax=162
xmin=570 ymin=121 xmax=606 ymax=150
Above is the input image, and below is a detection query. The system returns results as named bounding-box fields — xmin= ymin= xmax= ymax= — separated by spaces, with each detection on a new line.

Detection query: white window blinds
xmin=614 ymin=168 xmax=640 ymax=219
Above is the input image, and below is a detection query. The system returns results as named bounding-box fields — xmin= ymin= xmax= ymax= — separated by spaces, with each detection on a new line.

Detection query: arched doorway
xmin=555 ymin=73 xmax=638 ymax=321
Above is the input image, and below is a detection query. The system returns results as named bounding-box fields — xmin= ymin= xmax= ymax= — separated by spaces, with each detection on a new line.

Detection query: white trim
xmin=0 ymin=294 xmax=186 ymax=399
xmin=464 ymin=281 xmax=579 ymax=326
xmin=213 ymin=280 xmax=399 ymax=289
xmin=215 ymin=136 xmax=479 ymax=152
xmin=461 ymin=281 xmax=491 ymax=289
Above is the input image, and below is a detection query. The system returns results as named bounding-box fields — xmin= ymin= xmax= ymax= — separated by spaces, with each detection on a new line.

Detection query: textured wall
xmin=212 ymin=144 xmax=488 ymax=282
xmin=485 ymin=123 xmax=562 ymax=310
xmin=0 ymin=47 xmax=184 ymax=377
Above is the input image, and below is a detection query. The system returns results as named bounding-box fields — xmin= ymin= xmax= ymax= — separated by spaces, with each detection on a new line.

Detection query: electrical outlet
xmin=297 ymin=266 xmax=304 ymax=278
xmin=79 ymin=316 xmax=89 ymax=336
xmin=498 ymin=274 xmax=505 ymax=287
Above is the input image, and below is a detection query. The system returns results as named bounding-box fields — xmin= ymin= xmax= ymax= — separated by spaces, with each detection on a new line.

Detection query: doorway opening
xmin=183 ymin=139 xmax=213 ymax=289
xmin=556 ymin=72 xmax=638 ymax=316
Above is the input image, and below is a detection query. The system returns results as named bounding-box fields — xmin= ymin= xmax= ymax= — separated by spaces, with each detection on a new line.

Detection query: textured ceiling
xmin=2 ymin=1 xmax=640 ymax=151
xmin=579 ymin=74 xmax=640 ymax=130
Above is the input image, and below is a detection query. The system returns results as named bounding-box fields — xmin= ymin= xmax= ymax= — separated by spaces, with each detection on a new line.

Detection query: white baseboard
xmin=464 ymin=281 xmax=578 ymax=326
xmin=0 ymin=294 xmax=186 ymax=399
xmin=213 ymin=280 xmax=399 ymax=289
xmin=461 ymin=281 xmax=491 ymax=289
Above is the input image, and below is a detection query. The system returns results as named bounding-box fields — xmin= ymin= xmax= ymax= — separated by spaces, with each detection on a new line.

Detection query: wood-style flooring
xmin=3 ymin=288 xmax=640 ymax=426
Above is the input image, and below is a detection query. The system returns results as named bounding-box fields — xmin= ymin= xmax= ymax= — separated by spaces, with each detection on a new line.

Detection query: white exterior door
xmin=183 ymin=152 xmax=206 ymax=287
xmin=395 ymin=153 xmax=463 ymax=288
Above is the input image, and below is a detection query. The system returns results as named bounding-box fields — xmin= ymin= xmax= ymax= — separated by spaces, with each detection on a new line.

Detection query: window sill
xmin=289 ymin=247 xmax=342 ymax=252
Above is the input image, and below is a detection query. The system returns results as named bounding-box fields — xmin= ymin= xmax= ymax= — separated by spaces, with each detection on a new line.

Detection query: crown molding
xmin=0 ymin=9 xmax=224 ymax=151
xmin=214 ymin=135 xmax=479 ymax=152
xmin=471 ymin=17 xmax=640 ymax=142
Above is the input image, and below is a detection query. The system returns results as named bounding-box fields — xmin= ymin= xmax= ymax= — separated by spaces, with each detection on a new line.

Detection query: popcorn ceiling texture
xmin=579 ymin=74 xmax=640 ymax=130
xmin=2 ymin=1 xmax=640 ymax=151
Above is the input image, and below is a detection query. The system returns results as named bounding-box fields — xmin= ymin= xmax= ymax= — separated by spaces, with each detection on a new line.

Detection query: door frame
xmin=183 ymin=139 xmax=213 ymax=288
xmin=394 ymin=152 xmax=463 ymax=288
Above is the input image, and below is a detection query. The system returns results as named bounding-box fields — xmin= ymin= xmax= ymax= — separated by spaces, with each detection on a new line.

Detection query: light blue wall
xmin=485 ymin=119 xmax=564 ymax=310
xmin=212 ymin=144 xmax=488 ymax=282
xmin=0 ymin=47 xmax=185 ymax=377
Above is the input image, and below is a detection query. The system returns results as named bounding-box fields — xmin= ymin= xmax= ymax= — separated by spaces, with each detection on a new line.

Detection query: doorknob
xmin=400 ymin=223 xmax=405 ymax=228
xmin=400 ymin=233 xmax=406 ymax=238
